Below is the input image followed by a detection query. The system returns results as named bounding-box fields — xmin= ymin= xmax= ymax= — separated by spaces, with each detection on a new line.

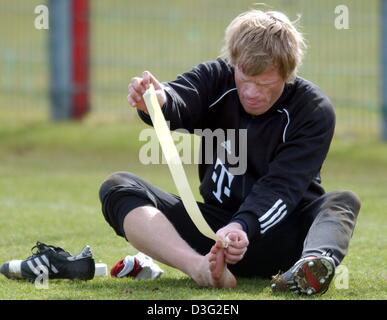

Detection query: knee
xmin=99 ymin=171 xmax=136 ymax=203
xmin=99 ymin=172 xmax=120 ymax=203
xmin=336 ymin=190 xmax=361 ymax=217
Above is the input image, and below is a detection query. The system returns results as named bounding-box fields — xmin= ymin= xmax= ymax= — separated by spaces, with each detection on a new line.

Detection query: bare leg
xmin=123 ymin=206 xmax=236 ymax=288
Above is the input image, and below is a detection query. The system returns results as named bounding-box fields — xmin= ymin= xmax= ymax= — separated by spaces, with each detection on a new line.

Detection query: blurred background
xmin=0 ymin=0 xmax=386 ymax=300
xmin=0 ymin=0 xmax=383 ymax=139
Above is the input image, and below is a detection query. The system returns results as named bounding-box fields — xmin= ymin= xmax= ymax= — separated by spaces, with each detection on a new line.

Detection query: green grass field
xmin=0 ymin=119 xmax=386 ymax=300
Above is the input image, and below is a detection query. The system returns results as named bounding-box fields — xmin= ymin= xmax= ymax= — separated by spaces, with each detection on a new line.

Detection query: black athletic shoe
xmin=0 ymin=242 xmax=95 ymax=281
xmin=271 ymin=256 xmax=335 ymax=295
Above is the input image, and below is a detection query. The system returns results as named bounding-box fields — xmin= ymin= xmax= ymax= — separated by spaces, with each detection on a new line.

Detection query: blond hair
xmin=221 ymin=10 xmax=306 ymax=83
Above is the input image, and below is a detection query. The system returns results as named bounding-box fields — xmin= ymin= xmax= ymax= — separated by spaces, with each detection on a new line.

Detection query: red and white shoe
xmin=111 ymin=252 xmax=163 ymax=280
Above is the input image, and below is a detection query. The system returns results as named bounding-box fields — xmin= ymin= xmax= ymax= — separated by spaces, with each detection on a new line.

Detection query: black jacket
xmin=138 ymin=58 xmax=335 ymax=240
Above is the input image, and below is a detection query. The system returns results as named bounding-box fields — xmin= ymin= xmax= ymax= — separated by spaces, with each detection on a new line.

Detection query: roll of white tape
xmin=94 ymin=263 xmax=108 ymax=277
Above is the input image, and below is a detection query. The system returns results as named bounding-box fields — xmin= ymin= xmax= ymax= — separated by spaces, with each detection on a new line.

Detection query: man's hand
xmin=127 ymin=71 xmax=166 ymax=114
xmin=216 ymin=222 xmax=249 ymax=265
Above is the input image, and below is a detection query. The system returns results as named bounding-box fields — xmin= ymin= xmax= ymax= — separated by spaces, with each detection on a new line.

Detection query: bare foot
xmin=191 ymin=240 xmax=237 ymax=288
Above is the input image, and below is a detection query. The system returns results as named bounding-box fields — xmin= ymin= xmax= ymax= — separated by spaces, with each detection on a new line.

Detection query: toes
xmin=209 ymin=261 xmax=220 ymax=279
xmin=215 ymin=240 xmax=224 ymax=249
xmin=209 ymin=261 xmax=216 ymax=272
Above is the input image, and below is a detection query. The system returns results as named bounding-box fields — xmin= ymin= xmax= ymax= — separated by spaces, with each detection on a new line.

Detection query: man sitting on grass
xmin=99 ymin=9 xmax=361 ymax=295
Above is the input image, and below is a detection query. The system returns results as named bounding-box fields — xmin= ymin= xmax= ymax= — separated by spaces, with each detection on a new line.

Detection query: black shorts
xmin=99 ymin=172 xmax=307 ymax=277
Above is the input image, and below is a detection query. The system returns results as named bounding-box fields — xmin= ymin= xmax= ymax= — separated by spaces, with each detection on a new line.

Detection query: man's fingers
xmin=128 ymin=77 xmax=147 ymax=108
xmin=225 ymin=245 xmax=247 ymax=256
xmin=142 ymin=71 xmax=155 ymax=89
xmin=129 ymin=77 xmax=145 ymax=94
xmin=128 ymin=72 xmax=165 ymax=109
xmin=224 ymin=238 xmax=247 ymax=264
xmin=127 ymin=95 xmax=136 ymax=107
xmin=128 ymin=86 xmax=143 ymax=104
xmin=225 ymin=234 xmax=249 ymax=250
xmin=142 ymin=71 xmax=151 ymax=88
xmin=234 ymin=239 xmax=249 ymax=249
xmin=227 ymin=233 xmax=238 ymax=242
xmin=143 ymin=71 xmax=162 ymax=91
xmin=129 ymin=72 xmax=162 ymax=94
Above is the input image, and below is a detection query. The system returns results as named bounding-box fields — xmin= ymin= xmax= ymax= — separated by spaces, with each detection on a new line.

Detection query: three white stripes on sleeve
xmin=258 ymin=199 xmax=287 ymax=235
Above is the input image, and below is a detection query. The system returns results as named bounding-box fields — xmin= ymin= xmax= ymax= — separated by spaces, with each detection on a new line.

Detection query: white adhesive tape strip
xmin=143 ymin=85 xmax=217 ymax=242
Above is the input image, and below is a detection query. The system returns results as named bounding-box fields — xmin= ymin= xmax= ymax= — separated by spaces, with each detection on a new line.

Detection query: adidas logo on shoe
xmin=271 ymin=256 xmax=336 ymax=295
xmin=0 ymin=242 xmax=95 ymax=282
